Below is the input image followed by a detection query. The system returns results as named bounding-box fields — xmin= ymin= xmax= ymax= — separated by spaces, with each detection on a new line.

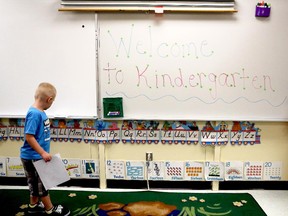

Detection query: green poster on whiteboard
xmin=103 ymin=97 xmax=123 ymax=118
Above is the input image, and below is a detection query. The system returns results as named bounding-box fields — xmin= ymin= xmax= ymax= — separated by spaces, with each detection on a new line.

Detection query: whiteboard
xmin=0 ymin=0 xmax=97 ymax=118
xmin=98 ymin=0 xmax=288 ymax=121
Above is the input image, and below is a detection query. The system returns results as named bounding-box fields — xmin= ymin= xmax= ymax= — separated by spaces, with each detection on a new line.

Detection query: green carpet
xmin=0 ymin=189 xmax=267 ymax=216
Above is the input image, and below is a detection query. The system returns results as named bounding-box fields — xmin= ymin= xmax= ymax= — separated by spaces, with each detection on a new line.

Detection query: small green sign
xmin=103 ymin=97 xmax=123 ymax=118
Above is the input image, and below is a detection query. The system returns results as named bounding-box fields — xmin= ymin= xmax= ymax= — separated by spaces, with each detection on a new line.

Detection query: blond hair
xmin=34 ymin=82 xmax=57 ymax=100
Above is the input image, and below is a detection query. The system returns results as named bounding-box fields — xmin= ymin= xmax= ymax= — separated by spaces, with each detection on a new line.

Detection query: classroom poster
xmin=204 ymin=161 xmax=225 ymax=181
xmin=50 ymin=119 xmax=83 ymax=142
xmin=263 ymin=161 xmax=282 ymax=181
xmin=0 ymin=126 xmax=8 ymax=141
xmin=225 ymin=161 xmax=244 ymax=181
xmin=50 ymin=119 xmax=69 ymax=142
xmin=83 ymin=128 xmax=97 ymax=143
xmin=81 ymin=159 xmax=99 ymax=179
xmin=146 ymin=129 xmax=161 ymax=144
xmin=0 ymin=157 xmax=7 ymax=176
xmin=106 ymin=160 xmax=125 ymax=179
xmin=147 ymin=161 xmax=165 ymax=180
xmin=0 ymin=118 xmax=264 ymax=145
xmin=6 ymin=157 xmax=25 ymax=177
xmin=121 ymin=120 xmax=160 ymax=144
xmin=57 ymin=128 xmax=69 ymax=142
xmin=50 ymin=127 xmax=58 ymax=142
xmin=201 ymin=121 xmax=229 ymax=146
xmin=125 ymin=161 xmax=145 ymax=180
xmin=107 ymin=129 xmax=121 ymax=144
xmin=161 ymin=121 xmax=199 ymax=144
xmin=134 ymin=120 xmax=148 ymax=144
xmin=95 ymin=120 xmax=120 ymax=143
xmin=161 ymin=129 xmax=174 ymax=144
xmin=244 ymin=161 xmax=263 ymax=181
xmin=164 ymin=161 xmax=184 ymax=181
xmin=230 ymin=121 xmax=261 ymax=145
xmin=8 ymin=126 xmax=24 ymax=141
xmin=62 ymin=158 xmax=82 ymax=178
xmin=121 ymin=120 xmax=136 ymax=143
xmin=184 ymin=161 xmax=204 ymax=181
xmin=68 ymin=128 xmax=83 ymax=142
xmin=186 ymin=128 xmax=200 ymax=145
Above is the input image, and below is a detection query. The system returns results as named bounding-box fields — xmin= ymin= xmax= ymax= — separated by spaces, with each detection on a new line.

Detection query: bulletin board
xmin=0 ymin=0 xmax=97 ymax=118
xmin=98 ymin=0 xmax=288 ymax=121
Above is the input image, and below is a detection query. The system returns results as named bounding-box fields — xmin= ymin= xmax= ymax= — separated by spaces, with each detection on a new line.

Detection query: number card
xmin=125 ymin=161 xmax=145 ymax=180
xmin=81 ymin=160 xmax=99 ymax=179
xmin=62 ymin=158 xmax=82 ymax=178
xmin=204 ymin=161 xmax=224 ymax=181
xmin=106 ymin=160 xmax=125 ymax=179
xmin=263 ymin=161 xmax=282 ymax=180
xmin=225 ymin=161 xmax=244 ymax=181
xmin=0 ymin=157 xmax=7 ymax=176
xmin=6 ymin=157 xmax=25 ymax=177
xmin=244 ymin=161 xmax=263 ymax=180
xmin=147 ymin=161 xmax=165 ymax=180
xmin=184 ymin=161 xmax=204 ymax=181
xmin=165 ymin=161 xmax=184 ymax=181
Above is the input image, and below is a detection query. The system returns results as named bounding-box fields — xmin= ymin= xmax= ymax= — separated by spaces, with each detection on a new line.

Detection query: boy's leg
xmin=30 ymin=195 xmax=39 ymax=205
xmin=22 ymin=158 xmax=70 ymax=215
xmin=41 ymin=194 xmax=53 ymax=211
xmin=22 ymin=159 xmax=47 ymax=213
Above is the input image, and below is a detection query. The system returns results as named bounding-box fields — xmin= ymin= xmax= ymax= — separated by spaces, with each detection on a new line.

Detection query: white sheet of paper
xmin=33 ymin=153 xmax=70 ymax=190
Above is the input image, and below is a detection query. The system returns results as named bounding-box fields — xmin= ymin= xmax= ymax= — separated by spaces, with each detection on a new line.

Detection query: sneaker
xmin=47 ymin=205 xmax=70 ymax=216
xmin=28 ymin=201 xmax=45 ymax=214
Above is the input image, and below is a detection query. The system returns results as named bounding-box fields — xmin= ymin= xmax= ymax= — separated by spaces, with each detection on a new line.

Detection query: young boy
xmin=20 ymin=82 xmax=70 ymax=216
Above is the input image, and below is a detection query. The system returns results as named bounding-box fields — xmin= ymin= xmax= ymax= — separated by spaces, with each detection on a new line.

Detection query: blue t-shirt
xmin=20 ymin=107 xmax=51 ymax=160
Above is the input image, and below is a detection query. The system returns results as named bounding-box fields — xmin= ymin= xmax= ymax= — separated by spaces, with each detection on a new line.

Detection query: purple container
xmin=255 ymin=6 xmax=271 ymax=17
